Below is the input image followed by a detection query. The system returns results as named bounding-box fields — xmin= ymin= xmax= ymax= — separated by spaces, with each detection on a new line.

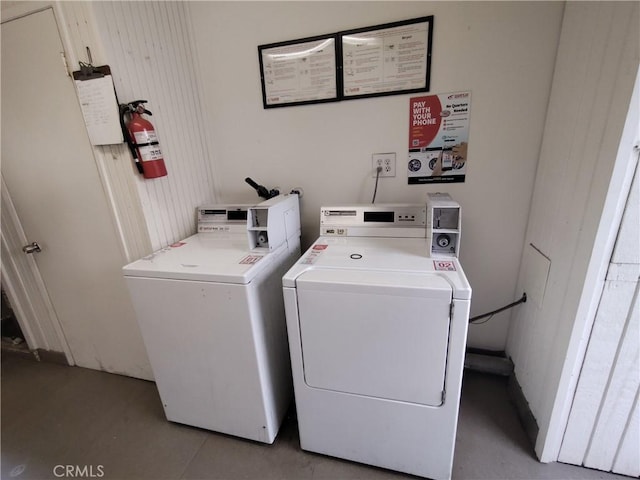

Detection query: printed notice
xmin=74 ymin=75 xmax=123 ymax=145
xmin=408 ymin=91 xmax=471 ymax=185
xmin=260 ymin=37 xmax=337 ymax=107
xmin=342 ymin=19 xmax=430 ymax=97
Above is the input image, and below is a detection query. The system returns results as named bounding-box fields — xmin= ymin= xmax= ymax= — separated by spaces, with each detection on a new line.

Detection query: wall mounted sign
xmin=258 ymin=35 xmax=339 ymax=108
xmin=340 ymin=16 xmax=433 ymax=100
xmin=258 ymin=16 xmax=433 ymax=108
xmin=407 ymin=91 xmax=471 ymax=184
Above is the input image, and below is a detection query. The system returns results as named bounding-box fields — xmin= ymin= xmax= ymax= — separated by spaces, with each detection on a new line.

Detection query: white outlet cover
xmin=372 ymin=153 xmax=396 ymax=177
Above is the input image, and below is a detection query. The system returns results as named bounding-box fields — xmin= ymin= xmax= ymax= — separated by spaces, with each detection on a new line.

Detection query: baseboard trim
xmin=34 ymin=348 xmax=69 ymax=365
xmin=464 ymin=352 xmax=514 ymax=376
xmin=508 ymin=371 xmax=539 ymax=451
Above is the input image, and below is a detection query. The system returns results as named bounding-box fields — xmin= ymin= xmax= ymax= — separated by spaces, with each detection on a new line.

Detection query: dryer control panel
xmin=320 ymin=204 xmax=427 ymax=238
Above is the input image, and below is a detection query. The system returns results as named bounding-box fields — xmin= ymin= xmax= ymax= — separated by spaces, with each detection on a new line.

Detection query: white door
xmin=558 ymin=161 xmax=639 ymax=476
xmin=1 ymin=8 xmax=152 ymax=380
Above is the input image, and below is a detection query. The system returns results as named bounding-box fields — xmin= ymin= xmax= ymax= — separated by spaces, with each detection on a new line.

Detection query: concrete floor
xmin=1 ymin=351 xmax=629 ymax=480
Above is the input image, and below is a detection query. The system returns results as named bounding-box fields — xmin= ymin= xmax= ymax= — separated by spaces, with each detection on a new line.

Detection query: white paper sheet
xmin=74 ymin=75 xmax=123 ymax=145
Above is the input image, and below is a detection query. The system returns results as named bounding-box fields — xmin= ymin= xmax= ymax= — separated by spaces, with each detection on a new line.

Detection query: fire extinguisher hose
xmin=119 ymin=104 xmax=144 ymax=174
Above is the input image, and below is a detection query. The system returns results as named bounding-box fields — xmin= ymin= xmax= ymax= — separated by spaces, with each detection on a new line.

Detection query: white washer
xmin=283 ymin=204 xmax=471 ymax=479
xmin=123 ymin=195 xmax=300 ymax=443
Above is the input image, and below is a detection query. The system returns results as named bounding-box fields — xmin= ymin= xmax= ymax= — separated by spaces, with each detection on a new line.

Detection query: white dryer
xmin=282 ymin=204 xmax=471 ymax=479
xmin=123 ymin=194 xmax=300 ymax=443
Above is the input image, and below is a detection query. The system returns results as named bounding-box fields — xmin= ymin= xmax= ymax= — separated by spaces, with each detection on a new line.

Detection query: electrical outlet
xmin=372 ymin=153 xmax=396 ymax=177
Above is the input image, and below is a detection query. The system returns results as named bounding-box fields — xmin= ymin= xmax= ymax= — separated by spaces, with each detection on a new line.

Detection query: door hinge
xmin=60 ymin=51 xmax=71 ymax=77
xmin=441 ymin=390 xmax=446 ymax=403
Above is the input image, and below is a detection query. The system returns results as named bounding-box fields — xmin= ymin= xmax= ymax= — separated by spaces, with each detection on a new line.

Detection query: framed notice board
xmin=340 ymin=16 xmax=433 ymax=101
xmin=258 ymin=34 xmax=339 ymax=108
xmin=257 ymin=16 xmax=433 ymax=108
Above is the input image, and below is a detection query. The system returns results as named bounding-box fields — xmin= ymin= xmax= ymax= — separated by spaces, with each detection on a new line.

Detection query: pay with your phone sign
xmin=408 ymin=91 xmax=471 ymax=184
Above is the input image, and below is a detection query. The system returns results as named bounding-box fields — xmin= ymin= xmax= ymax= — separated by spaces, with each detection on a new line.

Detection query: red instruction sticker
xmin=239 ymin=255 xmax=264 ymax=265
xmin=301 ymin=245 xmax=328 ymax=265
xmin=433 ymin=260 xmax=456 ymax=271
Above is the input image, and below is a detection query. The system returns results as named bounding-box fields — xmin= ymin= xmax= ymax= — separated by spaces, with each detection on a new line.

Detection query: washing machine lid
xmin=282 ymin=236 xmax=471 ymax=299
xmin=295 ymin=267 xmax=453 ymax=406
xmin=122 ymin=233 xmax=281 ymax=284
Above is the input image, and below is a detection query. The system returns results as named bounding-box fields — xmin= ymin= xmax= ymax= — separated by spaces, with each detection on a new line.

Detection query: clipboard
xmin=73 ymin=64 xmax=124 ymax=145
xmin=72 ymin=63 xmax=111 ymax=81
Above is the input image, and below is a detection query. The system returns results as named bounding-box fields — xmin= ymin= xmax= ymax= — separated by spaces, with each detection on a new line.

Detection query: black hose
xmin=469 ymin=293 xmax=527 ymax=323
xmin=119 ymin=104 xmax=143 ymax=174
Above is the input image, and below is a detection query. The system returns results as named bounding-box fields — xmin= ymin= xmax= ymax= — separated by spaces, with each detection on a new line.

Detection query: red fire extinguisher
xmin=120 ymin=100 xmax=168 ymax=179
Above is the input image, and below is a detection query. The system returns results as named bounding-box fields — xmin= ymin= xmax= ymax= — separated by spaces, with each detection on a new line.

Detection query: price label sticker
xmin=434 ymin=260 xmax=456 ymax=271
xmin=239 ymin=255 xmax=264 ymax=265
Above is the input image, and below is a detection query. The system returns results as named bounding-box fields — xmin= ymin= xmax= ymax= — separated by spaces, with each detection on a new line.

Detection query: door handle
xmin=22 ymin=242 xmax=42 ymax=254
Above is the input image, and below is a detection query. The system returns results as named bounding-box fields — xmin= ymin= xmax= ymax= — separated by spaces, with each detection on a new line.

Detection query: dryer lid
xmin=296 ymin=267 xmax=452 ymax=299
xmin=282 ymin=237 xmax=471 ymax=299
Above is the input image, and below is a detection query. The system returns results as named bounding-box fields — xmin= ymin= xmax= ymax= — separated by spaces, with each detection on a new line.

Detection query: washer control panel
xmin=197 ymin=205 xmax=251 ymax=233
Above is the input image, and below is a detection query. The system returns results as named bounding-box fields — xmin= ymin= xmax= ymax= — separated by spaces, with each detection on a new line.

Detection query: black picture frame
xmin=339 ymin=16 xmax=433 ymax=101
xmin=258 ymin=34 xmax=340 ymax=109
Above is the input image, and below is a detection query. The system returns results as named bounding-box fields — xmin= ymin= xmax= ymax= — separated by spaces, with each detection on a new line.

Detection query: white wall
xmin=505 ymin=1 xmax=639 ymax=462
xmin=92 ymin=1 xmax=218 ymax=252
xmin=188 ymin=1 xmax=564 ymax=350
